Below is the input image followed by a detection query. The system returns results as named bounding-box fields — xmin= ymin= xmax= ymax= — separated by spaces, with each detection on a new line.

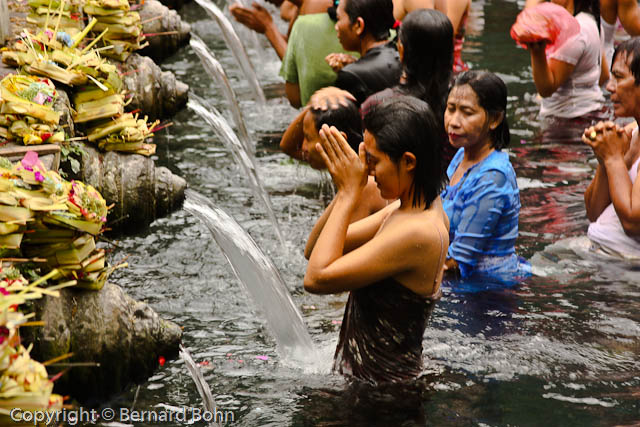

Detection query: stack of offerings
xmin=0 ymin=152 xmax=116 ymax=290
xmin=84 ymin=0 xmax=148 ymax=61
xmin=0 ymin=74 xmax=64 ymax=145
xmin=0 ymin=23 xmax=99 ymax=87
xmin=72 ymin=69 xmax=158 ymax=156
xmin=0 ymin=266 xmax=66 ymax=419
xmin=26 ymin=0 xmax=84 ymax=37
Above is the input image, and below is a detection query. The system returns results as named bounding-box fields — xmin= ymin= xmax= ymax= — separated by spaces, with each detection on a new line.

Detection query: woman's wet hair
xmin=398 ymin=9 xmax=453 ymax=119
xmin=612 ymin=37 xmax=640 ymax=84
xmin=310 ymin=100 xmax=362 ymax=152
xmin=363 ymin=95 xmax=445 ymax=208
xmin=573 ymin=0 xmax=600 ymax=33
xmin=344 ymin=0 xmax=395 ymax=42
xmin=451 ymin=70 xmax=511 ymax=149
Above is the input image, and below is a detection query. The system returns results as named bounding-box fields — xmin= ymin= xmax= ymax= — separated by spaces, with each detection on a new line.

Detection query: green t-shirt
xmin=279 ymin=13 xmax=355 ymax=105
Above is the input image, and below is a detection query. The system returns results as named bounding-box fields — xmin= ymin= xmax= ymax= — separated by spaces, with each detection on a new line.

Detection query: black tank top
xmin=333 ymin=278 xmax=439 ymax=384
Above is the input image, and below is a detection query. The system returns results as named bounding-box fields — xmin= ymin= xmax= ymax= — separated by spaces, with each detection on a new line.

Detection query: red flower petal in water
xmin=158 ymin=356 xmax=166 ymax=366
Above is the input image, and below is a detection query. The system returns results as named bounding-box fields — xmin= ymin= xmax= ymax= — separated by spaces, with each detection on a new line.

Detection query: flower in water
xmin=158 ymin=356 xmax=166 ymax=366
xmin=255 ymin=355 xmax=268 ymax=361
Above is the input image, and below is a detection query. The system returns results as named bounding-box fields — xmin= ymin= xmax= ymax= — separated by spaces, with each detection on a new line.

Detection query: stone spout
xmin=140 ymin=0 xmax=191 ymax=61
xmin=122 ymin=54 xmax=189 ymax=121
xmin=24 ymin=283 xmax=182 ymax=401
xmin=79 ymin=144 xmax=187 ymax=231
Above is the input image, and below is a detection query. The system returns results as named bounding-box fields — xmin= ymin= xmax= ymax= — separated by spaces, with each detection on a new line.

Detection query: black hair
xmin=398 ymin=9 xmax=453 ymax=119
xmin=310 ymin=100 xmax=362 ymax=152
xmin=344 ymin=0 xmax=395 ymax=42
xmin=327 ymin=0 xmax=338 ymax=21
xmin=363 ymin=95 xmax=445 ymax=208
xmin=612 ymin=37 xmax=640 ymax=84
xmin=451 ymin=70 xmax=510 ymax=149
xmin=574 ymin=0 xmax=600 ymax=34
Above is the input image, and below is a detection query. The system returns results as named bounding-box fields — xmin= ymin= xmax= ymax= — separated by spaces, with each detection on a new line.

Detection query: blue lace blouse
xmin=441 ymin=148 xmax=530 ymax=282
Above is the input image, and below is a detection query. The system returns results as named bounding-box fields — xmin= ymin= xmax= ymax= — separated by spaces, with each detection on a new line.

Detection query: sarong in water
xmin=333 ymin=279 xmax=438 ymax=384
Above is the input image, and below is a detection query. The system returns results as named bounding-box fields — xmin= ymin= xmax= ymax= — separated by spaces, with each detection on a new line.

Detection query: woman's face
xmin=444 ymin=84 xmax=494 ymax=152
xmin=335 ymin=0 xmax=359 ymax=52
xmin=363 ymin=130 xmax=402 ymax=199
xmin=302 ymin=112 xmax=327 ymax=170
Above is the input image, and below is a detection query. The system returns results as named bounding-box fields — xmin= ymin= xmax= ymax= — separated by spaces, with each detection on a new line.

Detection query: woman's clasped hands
xmin=582 ymin=121 xmax=632 ymax=164
xmin=317 ymin=124 xmax=368 ymax=195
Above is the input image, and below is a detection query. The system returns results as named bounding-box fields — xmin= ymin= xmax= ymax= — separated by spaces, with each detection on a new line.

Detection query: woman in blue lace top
xmin=441 ymin=70 xmax=530 ymax=283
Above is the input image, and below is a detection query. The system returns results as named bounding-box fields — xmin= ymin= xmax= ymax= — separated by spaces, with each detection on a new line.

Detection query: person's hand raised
xmin=317 ymin=124 xmax=367 ymax=195
xmin=229 ymin=2 xmax=273 ymax=34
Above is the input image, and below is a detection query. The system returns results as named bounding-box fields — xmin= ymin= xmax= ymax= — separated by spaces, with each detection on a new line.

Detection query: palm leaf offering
xmin=0 ymin=151 xmax=117 ymax=290
xmin=26 ymin=0 xmax=84 ymax=36
xmin=0 ymin=266 xmax=65 ymax=420
xmin=86 ymin=112 xmax=158 ymax=155
xmin=0 ymin=74 xmax=64 ymax=146
xmin=85 ymin=0 xmax=147 ymax=62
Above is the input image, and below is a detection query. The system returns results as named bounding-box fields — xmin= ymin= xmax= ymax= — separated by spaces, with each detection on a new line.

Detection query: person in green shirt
xmin=280 ymin=13 xmax=355 ymax=106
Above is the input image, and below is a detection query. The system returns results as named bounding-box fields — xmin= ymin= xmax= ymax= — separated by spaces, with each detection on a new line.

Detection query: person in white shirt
xmin=524 ymin=0 xmax=608 ymax=119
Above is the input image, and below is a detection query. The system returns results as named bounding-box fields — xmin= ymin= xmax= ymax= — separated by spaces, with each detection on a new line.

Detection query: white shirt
xmin=540 ymin=12 xmax=605 ymax=118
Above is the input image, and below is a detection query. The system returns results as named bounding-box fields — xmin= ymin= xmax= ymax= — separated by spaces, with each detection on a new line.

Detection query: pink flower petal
xmin=21 ymin=151 xmax=39 ymax=171
xmin=255 ymin=355 xmax=269 ymax=361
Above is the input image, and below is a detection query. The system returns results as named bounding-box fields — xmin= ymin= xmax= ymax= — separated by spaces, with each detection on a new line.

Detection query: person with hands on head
xmin=583 ymin=37 xmax=640 ymax=257
xmin=441 ymin=71 xmax=530 ymax=284
xmin=279 ymin=98 xmax=387 ymax=223
xmin=524 ymin=0 xmax=607 ymax=119
xmin=304 ymin=95 xmax=449 ymax=384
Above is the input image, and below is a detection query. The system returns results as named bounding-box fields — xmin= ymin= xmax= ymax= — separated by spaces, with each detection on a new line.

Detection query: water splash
xmin=187 ymin=94 xmax=286 ymax=248
xmin=183 ymin=189 xmax=318 ymax=364
xmin=179 ymin=344 xmax=222 ymax=427
xmin=194 ymin=0 xmax=266 ymax=105
xmin=190 ymin=34 xmax=252 ymax=153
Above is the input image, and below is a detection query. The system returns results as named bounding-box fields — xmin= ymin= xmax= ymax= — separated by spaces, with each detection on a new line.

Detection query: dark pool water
xmin=92 ymin=0 xmax=640 ymax=425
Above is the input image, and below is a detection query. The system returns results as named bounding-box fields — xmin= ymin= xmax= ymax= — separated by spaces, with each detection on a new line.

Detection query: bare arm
xmin=446 ymin=0 xmax=469 ymax=36
xmin=600 ymin=52 xmax=610 ymax=86
xmin=285 ymin=82 xmax=302 ymax=108
xmin=279 ymin=107 xmax=307 ymax=159
xmin=304 ymin=194 xmax=398 ymax=259
xmin=528 ymin=42 xmax=576 ymax=98
xmin=265 ymin=22 xmax=288 ymax=59
xmin=584 ymin=162 xmax=611 ymax=221
xmin=618 ymin=0 xmax=640 ymax=36
xmin=229 ymin=3 xmax=288 ymax=59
